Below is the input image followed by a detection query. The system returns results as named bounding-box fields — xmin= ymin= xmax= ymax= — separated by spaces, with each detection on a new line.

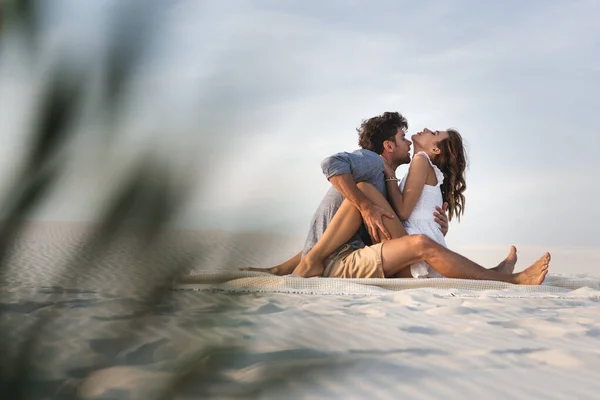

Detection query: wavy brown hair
xmin=433 ymin=129 xmax=467 ymax=222
xmin=357 ymin=112 xmax=408 ymax=154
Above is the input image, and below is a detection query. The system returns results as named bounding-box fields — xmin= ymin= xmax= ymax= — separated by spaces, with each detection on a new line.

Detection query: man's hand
xmin=361 ymin=203 xmax=396 ymax=243
xmin=434 ymin=202 xmax=449 ymax=236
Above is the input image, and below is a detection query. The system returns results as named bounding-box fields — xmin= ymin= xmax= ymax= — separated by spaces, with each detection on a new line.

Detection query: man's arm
xmin=321 ymin=151 xmax=395 ymax=243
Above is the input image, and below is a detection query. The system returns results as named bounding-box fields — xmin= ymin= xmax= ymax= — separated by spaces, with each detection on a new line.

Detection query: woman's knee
xmin=357 ymin=182 xmax=388 ymax=205
xmin=411 ymin=234 xmax=435 ymax=253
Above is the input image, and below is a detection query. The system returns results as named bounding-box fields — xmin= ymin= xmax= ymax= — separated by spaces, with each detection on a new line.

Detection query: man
xmin=252 ymin=112 xmax=550 ymax=284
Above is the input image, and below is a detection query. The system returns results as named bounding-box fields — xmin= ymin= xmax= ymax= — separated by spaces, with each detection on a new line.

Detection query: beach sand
xmin=1 ymin=221 xmax=599 ymax=399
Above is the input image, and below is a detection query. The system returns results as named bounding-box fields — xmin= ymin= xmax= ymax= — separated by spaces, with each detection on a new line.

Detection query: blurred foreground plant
xmin=0 ymin=2 xmax=349 ymax=399
xmin=0 ymin=1 xmax=216 ymax=399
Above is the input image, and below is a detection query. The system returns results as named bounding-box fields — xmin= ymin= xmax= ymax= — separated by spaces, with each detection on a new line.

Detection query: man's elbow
xmin=320 ymin=156 xmax=333 ymax=172
xmin=321 ymin=154 xmax=352 ymax=177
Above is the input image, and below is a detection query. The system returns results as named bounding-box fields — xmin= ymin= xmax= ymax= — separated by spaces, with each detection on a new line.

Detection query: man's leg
xmin=240 ymin=182 xmax=388 ymax=275
xmin=380 ymin=235 xmax=550 ymax=284
xmin=239 ymin=251 xmax=302 ymax=275
xmin=292 ymin=182 xmax=407 ymax=277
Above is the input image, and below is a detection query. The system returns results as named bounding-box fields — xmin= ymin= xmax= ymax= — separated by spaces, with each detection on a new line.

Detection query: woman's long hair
xmin=433 ymin=129 xmax=467 ymax=222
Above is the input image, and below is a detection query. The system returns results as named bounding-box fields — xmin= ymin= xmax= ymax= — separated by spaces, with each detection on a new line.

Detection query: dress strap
xmin=414 ymin=151 xmax=444 ymax=187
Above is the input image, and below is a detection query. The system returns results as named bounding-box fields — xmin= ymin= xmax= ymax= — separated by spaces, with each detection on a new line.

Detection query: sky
xmin=1 ymin=0 xmax=599 ymax=272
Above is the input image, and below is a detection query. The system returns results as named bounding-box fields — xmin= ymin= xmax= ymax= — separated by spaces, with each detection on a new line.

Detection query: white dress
xmin=399 ymin=152 xmax=445 ymax=278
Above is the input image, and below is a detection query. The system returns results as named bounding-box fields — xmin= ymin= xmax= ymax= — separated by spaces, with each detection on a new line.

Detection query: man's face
xmin=387 ymin=128 xmax=412 ymax=165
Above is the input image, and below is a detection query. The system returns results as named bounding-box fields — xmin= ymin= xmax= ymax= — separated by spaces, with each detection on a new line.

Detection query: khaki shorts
xmin=322 ymin=243 xmax=385 ymax=279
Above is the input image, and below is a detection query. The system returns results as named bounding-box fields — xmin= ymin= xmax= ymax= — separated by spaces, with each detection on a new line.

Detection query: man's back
xmin=301 ymin=149 xmax=386 ymax=258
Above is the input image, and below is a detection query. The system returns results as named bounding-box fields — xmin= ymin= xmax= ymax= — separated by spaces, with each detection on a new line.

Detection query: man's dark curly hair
xmin=357 ymin=112 xmax=408 ymax=154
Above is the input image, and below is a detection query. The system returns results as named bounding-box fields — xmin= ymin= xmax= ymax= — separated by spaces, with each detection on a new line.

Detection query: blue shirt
xmin=301 ymin=149 xmax=387 ymax=258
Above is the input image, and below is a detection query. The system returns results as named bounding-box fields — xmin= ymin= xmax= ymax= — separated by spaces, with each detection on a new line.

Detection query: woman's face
xmin=411 ymin=128 xmax=449 ymax=155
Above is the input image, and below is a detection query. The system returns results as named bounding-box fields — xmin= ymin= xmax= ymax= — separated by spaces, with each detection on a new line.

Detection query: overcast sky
xmin=1 ymin=0 xmax=599 ymax=271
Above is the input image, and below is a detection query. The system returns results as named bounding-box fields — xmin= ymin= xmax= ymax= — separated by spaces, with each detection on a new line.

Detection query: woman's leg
xmin=379 ymin=234 xmax=550 ymax=284
xmin=292 ymin=183 xmax=408 ymax=277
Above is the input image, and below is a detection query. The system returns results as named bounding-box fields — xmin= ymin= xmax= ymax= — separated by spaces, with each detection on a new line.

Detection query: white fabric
xmin=178 ymin=271 xmax=600 ymax=298
xmin=399 ymin=151 xmax=446 ymax=278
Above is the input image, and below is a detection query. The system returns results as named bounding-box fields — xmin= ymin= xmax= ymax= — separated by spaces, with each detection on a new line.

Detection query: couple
xmin=245 ymin=112 xmax=550 ymax=284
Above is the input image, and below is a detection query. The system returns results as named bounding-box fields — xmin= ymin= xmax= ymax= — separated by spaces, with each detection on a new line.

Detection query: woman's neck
xmin=412 ymin=145 xmax=431 ymax=159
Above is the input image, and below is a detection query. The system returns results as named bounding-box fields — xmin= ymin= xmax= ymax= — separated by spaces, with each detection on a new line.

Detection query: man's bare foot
xmin=511 ymin=253 xmax=550 ymax=285
xmin=238 ymin=265 xmax=289 ymax=275
xmin=292 ymin=255 xmax=325 ymax=278
xmin=491 ymin=246 xmax=518 ymax=274
xmin=239 ymin=266 xmax=275 ymax=274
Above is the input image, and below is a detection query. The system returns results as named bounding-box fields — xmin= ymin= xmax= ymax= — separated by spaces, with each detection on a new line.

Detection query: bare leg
xmin=239 ymin=251 xmax=301 ymax=275
xmin=291 ymin=182 xmax=519 ymax=278
xmin=350 ymin=185 xmax=517 ymax=277
xmin=259 ymin=182 xmax=526 ymax=280
xmin=380 ymin=235 xmax=549 ymax=285
xmin=293 ymin=182 xmax=407 ymax=277
xmin=490 ymin=245 xmax=517 ymax=274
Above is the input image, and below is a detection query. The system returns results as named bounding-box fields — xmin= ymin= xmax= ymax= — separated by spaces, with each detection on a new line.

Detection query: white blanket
xmin=178 ymin=271 xmax=600 ymax=298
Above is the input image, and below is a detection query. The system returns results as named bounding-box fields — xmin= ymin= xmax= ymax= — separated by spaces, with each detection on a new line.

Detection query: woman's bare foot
xmin=491 ymin=246 xmax=518 ymax=274
xmin=510 ymin=253 xmax=550 ymax=285
xmin=292 ymin=255 xmax=325 ymax=277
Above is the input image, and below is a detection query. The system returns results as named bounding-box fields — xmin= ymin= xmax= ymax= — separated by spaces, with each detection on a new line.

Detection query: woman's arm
xmin=386 ymin=154 xmax=429 ymax=220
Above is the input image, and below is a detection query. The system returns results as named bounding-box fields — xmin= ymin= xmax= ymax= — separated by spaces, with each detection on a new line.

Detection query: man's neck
xmin=380 ymin=153 xmax=402 ymax=171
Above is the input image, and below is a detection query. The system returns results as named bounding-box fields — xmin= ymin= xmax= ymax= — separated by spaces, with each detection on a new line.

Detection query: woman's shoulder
xmin=413 ymin=151 xmax=433 ymax=163
xmin=410 ymin=152 xmax=443 ymax=186
xmin=410 ymin=152 xmax=433 ymax=169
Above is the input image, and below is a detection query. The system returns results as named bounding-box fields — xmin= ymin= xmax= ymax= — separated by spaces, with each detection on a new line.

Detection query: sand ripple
xmin=1 ymin=222 xmax=599 ymax=399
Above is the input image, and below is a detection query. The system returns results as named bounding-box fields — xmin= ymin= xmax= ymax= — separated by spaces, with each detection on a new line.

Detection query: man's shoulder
xmin=352 ymin=149 xmax=384 ymax=164
xmin=353 ymin=148 xmax=377 ymax=155
xmin=352 ymin=148 xmax=381 ymax=158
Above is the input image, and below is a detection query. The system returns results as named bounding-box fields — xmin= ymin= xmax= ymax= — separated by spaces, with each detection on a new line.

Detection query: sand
xmin=1 ymin=221 xmax=599 ymax=399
